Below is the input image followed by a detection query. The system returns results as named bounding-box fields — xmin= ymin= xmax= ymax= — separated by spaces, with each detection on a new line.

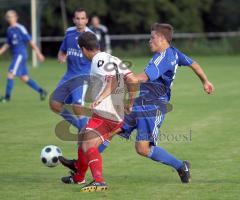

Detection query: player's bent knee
xmin=7 ymin=72 xmax=14 ymax=79
xmin=49 ymin=101 xmax=63 ymax=113
xmin=20 ymin=75 xmax=29 ymax=82
xmin=81 ymin=131 xmax=103 ymax=152
xmin=135 ymin=146 xmax=149 ymax=157
xmin=73 ymin=104 xmax=83 ymax=116
xmin=135 ymin=142 xmax=151 ymax=157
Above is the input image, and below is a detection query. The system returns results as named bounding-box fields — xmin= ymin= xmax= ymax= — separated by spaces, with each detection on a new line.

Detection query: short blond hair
xmin=5 ymin=10 xmax=18 ymax=19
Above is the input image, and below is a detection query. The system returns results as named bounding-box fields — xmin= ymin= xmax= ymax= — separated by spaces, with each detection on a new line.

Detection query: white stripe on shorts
xmin=152 ymin=110 xmax=162 ymax=144
xmin=12 ymin=55 xmax=23 ymax=75
xmin=80 ymin=80 xmax=88 ymax=105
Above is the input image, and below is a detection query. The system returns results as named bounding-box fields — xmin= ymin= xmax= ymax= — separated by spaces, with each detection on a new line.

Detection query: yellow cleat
xmin=80 ymin=181 xmax=108 ymax=192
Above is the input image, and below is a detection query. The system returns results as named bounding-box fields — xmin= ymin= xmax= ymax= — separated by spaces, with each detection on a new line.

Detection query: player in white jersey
xmin=90 ymin=51 xmax=133 ymax=122
xmin=61 ymin=32 xmax=137 ymax=192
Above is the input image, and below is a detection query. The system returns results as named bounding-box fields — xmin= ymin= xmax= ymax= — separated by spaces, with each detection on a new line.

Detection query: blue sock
xmin=5 ymin=78 xmax=14 ymax=100
xmin=98 ymin=140 xmax=110 ymax=153
xmin=26 ymin=79 xmax=43 ymax=93
xmin=60 ymin=109 xmax=87 ymax=130
xmin=77 ymin=116 xmax=88 ymax=130
xmin=148 ymin=146 xmax=183 ymax=170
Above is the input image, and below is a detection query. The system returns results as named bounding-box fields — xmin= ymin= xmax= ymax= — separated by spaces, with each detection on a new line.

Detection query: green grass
xmin=0 ymin=55 xmax=240 ymax=200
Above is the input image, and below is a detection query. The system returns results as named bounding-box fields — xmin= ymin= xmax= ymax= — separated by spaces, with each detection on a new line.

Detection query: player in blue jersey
xmin=0 ymin=10 xmax=47 ymax=102
xmin=50 ymin=9 xmax=111 ymax=173
xmin=49 ymin=8 xmax=91 ymax=130
xmin=56 ymin=23 xmax=214 ymax=184
xmin=116 ymin=23 xmax=214 ymax=183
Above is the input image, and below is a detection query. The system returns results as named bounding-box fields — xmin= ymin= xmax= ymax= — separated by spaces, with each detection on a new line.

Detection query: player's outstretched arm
xmin=125 ymin=73 xmax=139 ymax=113
xmin=136 ymin=72 xmax=149 ymax=83
xmin=190 ymin=62 xmax=214 ymax=94
xmin=0 ymin=43 xmax=9 ymax=55
xmin=29 ymin=41 xmax=45 ymax=62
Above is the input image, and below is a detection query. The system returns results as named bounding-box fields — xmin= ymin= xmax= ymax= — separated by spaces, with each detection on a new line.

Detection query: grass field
xmin=0 ymin=55 xmax=240 ymax=200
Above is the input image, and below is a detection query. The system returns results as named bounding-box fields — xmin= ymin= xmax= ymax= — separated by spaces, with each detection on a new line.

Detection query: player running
xmin=0 ymin=10 xmax=47 ymax=102
xmin=116 ymin=23 xmax=214 ymax=183
xmin=61 ymin=32 xmax=137 ymax=192
xmin=49 ymin=8 xmax=92 ymax=131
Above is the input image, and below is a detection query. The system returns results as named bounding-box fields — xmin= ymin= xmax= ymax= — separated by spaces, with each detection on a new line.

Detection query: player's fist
xmin=203 ymin=81 xmax=214 ymax=94
xmin=58 ymin=53 xmax=67 ymax=64
xmin=91 ymin=98 xmax=102 ymax=109
xmin=37 ymin=53 xmax=45 ymax=62
xmin=124 ymin=99 xmax=134 ymax=114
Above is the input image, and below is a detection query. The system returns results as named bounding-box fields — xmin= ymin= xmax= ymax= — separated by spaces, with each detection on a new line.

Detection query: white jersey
xmin=90 ymin=52 xmax=132 ymax=121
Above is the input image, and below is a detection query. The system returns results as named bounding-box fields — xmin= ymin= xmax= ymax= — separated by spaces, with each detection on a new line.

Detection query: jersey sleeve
xmin=144 ymin=52 xmax=171 ymax=81
xmin=19 ymin=26 xmax=32 ymax=42
xmin=176 ymin=49 xmax=194 ymax=67
xmin=59 ymin=36 xmax=67 ymax=53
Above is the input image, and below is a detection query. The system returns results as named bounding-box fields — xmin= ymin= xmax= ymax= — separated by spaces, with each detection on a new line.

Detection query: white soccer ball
xmin=40 ymin=145 xmax=62 ymax=167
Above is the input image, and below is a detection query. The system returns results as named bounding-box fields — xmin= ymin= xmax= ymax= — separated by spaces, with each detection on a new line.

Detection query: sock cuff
xmin=147 ymin=146 xmax=155 ymax=158
xmin=26 ymin=78 xmax=33 ymax=83
xmin=103 ymin=140 xmax=110 ymax=145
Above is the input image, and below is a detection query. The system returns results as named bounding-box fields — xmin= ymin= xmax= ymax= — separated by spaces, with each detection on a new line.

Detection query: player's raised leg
xmin=134 ymin=110 xmax=191 ymax=183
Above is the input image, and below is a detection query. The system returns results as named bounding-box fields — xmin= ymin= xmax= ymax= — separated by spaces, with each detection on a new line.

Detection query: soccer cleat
xmin=80 ymin=181 xmax=108 ymax=192
xmin=0 ymin=96 xmax=10 ymax=103
xmin=40 ymin=89 xmax=48 ymax=101
xmin=58 ymin=156 xmax=77 ymax=173
xmin=177 ymin=160 xmax=191 ymax=183
xmin=61 ymin=172 xmax=86 ymax=185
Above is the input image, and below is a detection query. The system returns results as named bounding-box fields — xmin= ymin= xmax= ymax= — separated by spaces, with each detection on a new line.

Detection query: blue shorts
xmin=8 ymin=55 xmax=28 ymax=77
xmin=51 ymin=76 xmax=88 ymax=105
xmin=120 ymin=98 xmax=170 ymax=145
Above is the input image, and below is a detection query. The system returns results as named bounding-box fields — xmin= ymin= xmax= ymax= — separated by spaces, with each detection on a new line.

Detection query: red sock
xmin=85 ymin=147 xmax=104 ymax=183
xmin=73 ymin=147 xmax=88 ymax=182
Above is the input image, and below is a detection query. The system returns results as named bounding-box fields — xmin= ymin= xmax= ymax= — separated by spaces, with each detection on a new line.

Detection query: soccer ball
xmin=40 ymin=145 xmax=62 ymax=167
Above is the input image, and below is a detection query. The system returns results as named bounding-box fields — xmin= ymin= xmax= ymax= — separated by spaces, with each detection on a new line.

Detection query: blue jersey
xmin=59 ymin=27 xmax=92 ymax=81
xmin=6 ymin=23 xmax=31 ymax=58
xmin=64 ymin=26 xmax=78 ymax=35
xmin=140 ymin=46 xmax=193 ymax=101
xmin=121 ymin=47 xmax=194 ymax=143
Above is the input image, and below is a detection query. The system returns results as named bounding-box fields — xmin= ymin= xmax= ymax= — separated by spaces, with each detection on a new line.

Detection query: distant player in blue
xmin=52 ymin=9 xmax=115 ymax=175
xmin=116 ymin=23 xmax=214 ymax=183
xmin=0 ymin=10 xmax=47 ymax=102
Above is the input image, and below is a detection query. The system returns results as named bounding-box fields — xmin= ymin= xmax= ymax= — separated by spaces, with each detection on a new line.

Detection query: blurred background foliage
xmin=0 ymin=0 xmax=239 ymax=56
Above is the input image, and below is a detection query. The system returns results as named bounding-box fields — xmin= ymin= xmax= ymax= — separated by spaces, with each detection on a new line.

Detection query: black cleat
xmin=0 ymin=96 xmax=10 ymax=103
xmin=58 ymin=156 xmax=77 ymax=173
xmin=40 ymin=89 xmax=48 ymax=101
xmin=177 ymin=160 xmax=191 ymax=183
xmin=61 ymin=172 xmax=85 ymax=185
xmin=80 ymin=181 xmax=108 ymax=192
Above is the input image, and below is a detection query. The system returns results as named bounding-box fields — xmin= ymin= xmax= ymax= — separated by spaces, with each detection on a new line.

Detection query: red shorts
xmin=85 ymin=113 xmax=123 ymax=141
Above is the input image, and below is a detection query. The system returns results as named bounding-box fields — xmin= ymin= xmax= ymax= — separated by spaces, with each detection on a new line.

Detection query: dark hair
xmin=151 ymin=23 xmax=174 ymax=43
xmin=74 ymin=8 xmax=88 ymax=18
xmin=90 ymin=14 xmax=99 ymax=20
xmin=78 ymin=32 xmax=100 ymax=50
